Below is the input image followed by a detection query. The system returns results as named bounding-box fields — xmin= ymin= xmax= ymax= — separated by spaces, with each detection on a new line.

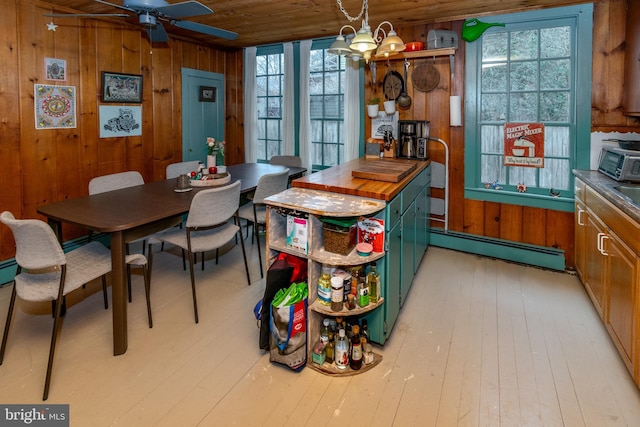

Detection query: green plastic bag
xmin=272 ymin=282 xmax=308 ymax=308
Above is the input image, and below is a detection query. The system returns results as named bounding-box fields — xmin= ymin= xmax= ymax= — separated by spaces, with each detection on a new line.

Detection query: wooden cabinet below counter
xmin=574 ymin=177 xmax=640 ymax=384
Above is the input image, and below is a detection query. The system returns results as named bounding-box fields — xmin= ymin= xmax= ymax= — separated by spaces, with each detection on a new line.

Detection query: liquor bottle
xmin=350 ymin=325 xmax=363 ymax=370
xmin=358 ymin=268 xmax=369 ymax=307
xmin=367 ymin=262 xmax=379 ymax=303
xmin=361 ymin=319 xmax=370 ymax=343
xmin=330 ymin=276 xmax=344 ymax=311
xmin=320 ymin=318 xmax=330 ymax=344
xmin=335 ymin=329 xmax=349 ymax=370
xmin=325 ymin=329 xmax=335 ymax=364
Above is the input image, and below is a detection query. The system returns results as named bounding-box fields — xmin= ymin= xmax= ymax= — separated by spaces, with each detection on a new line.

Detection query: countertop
xmin=292 ymin=158 xmax=431 ymax=201
xmin=573 ymin=169 xmax=640 ymax=223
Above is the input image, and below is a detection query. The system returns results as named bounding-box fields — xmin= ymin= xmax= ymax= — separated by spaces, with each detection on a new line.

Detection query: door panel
xmin=181 ymin=68 xmax=224 ymax=163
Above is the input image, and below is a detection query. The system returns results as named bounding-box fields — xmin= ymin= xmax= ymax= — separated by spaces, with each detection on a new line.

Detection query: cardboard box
xmin=286 ymin=214 xmax=308 ymax=254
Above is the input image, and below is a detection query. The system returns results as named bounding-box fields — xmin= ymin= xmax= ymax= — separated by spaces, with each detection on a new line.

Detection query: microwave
xmin=598 ymin=147 xmax=640 ymax=182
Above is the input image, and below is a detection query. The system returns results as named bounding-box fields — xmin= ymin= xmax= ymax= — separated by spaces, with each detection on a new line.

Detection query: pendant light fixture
xmin=328 ymin=0 xmax=406 ymax=63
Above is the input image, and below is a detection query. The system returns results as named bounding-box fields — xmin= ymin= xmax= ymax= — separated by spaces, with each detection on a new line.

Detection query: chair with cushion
xmin=149 ymin=180 xmax=250 ymax=324
xmin=0 ymin=211 xmax=116 ymax=400
xmin=166 ymin=160 xmax=201 ymax=179
xmin=237 ymin=169 xmax=289 ymax=278
xmin=269 ymin=155 xmax=303 ymax=187
xmin=88 ymin=171 xmax=158 ymax=310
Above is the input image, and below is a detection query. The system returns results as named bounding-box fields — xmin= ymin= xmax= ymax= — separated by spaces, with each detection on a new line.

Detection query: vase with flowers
xmin=206 ymin=137 xmax=225 ymax=169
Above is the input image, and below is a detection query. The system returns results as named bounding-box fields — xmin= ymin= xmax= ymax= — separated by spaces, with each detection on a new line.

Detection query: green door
xmin=181 ymin=68 xmax=225 ymax=163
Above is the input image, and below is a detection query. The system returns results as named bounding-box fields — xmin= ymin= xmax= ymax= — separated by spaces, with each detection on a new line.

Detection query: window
xmin=254 ymin=41 xmax=351 ymax=169
xmin=309 ymin=42 xmax=348 ymax=170
xmin=464 ymin=4 xmax=592 ymax=210
xmin=256 ymin=47 xmax=284 ymax=162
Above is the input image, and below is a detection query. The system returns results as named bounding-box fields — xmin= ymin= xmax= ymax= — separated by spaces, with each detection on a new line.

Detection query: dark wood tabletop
xmin=36 ymin=163 xmax=305 ymax=356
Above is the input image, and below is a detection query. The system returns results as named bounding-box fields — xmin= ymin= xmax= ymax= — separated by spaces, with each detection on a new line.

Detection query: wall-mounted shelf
xmin=370 ymin=47 xmax=456 ymax=62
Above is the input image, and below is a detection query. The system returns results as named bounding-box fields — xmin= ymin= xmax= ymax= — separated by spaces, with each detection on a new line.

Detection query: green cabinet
xmin=367 ymin=164 xmax=431 ymax=344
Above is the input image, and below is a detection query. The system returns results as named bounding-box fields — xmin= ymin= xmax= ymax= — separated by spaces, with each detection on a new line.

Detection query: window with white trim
xmin=256 ymin=49 xmax=283 ymax=162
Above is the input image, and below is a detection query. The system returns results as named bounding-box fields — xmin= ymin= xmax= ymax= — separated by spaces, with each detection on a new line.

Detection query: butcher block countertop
xmin=292 ymin=157 xmax=431 ymax=201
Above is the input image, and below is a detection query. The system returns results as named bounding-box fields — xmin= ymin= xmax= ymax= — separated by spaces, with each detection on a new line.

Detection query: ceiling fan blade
xmin=172 ymin=20 xmax=238 ymax=41
xmin=156 ymin=1 xmax=213 ymax=19
xmin=94 ymin=0 xmax=136 ymax=14
xmin=44 ymin=13 xmax=130 ymax=18
xmin=146 ymin=21 xmax=169 ymax=43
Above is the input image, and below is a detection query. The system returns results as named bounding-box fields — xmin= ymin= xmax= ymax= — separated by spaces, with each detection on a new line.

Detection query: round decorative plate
xmin=412 ymin=63 xmax=440 ymax=92
xmin=383 ymin=70 xmax=404 ymax=101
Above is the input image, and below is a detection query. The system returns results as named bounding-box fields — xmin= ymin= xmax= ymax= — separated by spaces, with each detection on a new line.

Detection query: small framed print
xmin=199 ymin=86 xmax=216 ymax=102
xmin=45 ymin=58 xmax=66 ymax=81
xmin=101 ymin=71 xmax=143 ymax=103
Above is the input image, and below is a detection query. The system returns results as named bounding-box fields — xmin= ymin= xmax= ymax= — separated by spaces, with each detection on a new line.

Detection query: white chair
xmin=269 ymin=156 xmax=303 ymax=187
xmin=149 ymin=180 xmax=250 ymax=324
xmin=237 ymin=169 xmax=289 ymax=278
xmin=269 ymin=155 xmax=302 ymax=168
xmin=166 ymin=160 xmax=201 ymax=179
xmin=88 ymin=171 xmax=156 ymax=313
xmin=0 ymin=211 xmax=115 ymax=400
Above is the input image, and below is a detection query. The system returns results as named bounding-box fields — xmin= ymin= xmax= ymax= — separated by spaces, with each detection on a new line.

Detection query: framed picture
xmin=99 ymin=105 xmax=142 ymax=138
xmin=101 ymin=71 xmax=143 ymax=103
xmin=199 ymin=86 xmax=216 ymax=102
xmin=45 ymin=57 xmax=66 ymax=81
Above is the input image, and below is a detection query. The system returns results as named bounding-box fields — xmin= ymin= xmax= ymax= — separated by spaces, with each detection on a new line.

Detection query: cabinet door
xmin=400 ymin=201 xmax=416 ymax=306
xmin=605 ymin=232 xmax=638 ymax=375
xmin=624 ymin=0 xmax=640 ymax=115
xmin=575 ymin=200 xmax=587 ymax=281
xmin=385 ymin=221 xmax=402 ymax=339
xmin=585 ymin=209 xmax=607 ymax=318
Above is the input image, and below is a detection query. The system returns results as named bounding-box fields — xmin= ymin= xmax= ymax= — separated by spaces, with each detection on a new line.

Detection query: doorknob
xmin=189 ymin=148 xmax=193 ymax=152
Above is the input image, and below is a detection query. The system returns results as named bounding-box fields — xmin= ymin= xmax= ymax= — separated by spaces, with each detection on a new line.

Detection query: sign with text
xmin=503 ymin=123 xmax=545 ymax=168
xmin=1 ymin=404 xmax=69 ymax=426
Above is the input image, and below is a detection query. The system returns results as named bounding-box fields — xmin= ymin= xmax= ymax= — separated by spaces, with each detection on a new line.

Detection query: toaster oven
xmin=598 ymin=147 xmax=640 ymax=182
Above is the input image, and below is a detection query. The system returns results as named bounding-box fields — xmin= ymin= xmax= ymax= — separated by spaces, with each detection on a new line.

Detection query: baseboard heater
xmin=429 ymin=228 xmax=566 ymax=271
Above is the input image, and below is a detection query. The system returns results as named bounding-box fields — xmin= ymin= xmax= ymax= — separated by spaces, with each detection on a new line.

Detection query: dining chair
xmin=88 ymin=171 xmax=160 ymax=306
xmin=148 ymin=180 xmax=250 ymax=324
xmin=166 ymin=160 xmax=201 ymax=179
xmin=0 ymin=211 xmax=114 ymax=400
xmin=269 ymin=155 xmax=303 ymax=187
xmin=237 ymin=169 xmax=289 ymax=278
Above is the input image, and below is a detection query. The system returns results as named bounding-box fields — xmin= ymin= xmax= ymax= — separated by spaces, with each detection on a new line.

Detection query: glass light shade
xmin=374 ymin=44 xmax=395 ymax=58
xmin=350 ymin=29 xmax=377 ymax=53
xmin=328 ymin=35 xmax=353 ymax=56
xmin=378 ymin=31 xmax=406 ymax=53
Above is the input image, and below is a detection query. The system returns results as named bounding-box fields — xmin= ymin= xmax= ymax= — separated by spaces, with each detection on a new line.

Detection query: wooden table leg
xmin=110 ymin=231 xmax=128 ymax=355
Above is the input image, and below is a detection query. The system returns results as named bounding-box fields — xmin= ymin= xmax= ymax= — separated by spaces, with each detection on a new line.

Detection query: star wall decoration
xmin=47 ymin=21 xmax=58 ymax=31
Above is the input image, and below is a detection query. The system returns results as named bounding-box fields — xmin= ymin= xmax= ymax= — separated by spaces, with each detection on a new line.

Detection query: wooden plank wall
xmin=1 ymin=0 xmax=638 ymax=269
xmin=0 ymin=0 xmax=244 ymax=259
xmin=364 ymin=0 xmax=640 ymax=270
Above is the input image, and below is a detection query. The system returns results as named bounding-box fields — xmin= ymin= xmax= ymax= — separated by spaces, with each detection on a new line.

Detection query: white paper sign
xmin=371 ymin=111 xmax=399 ymax=139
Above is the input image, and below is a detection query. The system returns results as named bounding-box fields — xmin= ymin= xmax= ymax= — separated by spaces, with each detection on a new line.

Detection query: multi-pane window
xmin=309 ymin=46 xmax=347 ymax=170
xmin=256 ymin=51 xmax=283 ymax=162
xmin=465 ymin=4 xmax=592 ymax=206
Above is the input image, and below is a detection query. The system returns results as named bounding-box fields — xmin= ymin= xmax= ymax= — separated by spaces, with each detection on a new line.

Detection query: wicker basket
xmin=190 ymin=172 xmax=231 ymax=187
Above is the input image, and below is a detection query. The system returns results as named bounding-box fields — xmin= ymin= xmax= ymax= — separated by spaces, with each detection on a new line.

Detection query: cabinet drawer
xmin=586 ymin=186 xmax=640 ymax=253
xmin=402 ymin=169 xmax=427 ymax=213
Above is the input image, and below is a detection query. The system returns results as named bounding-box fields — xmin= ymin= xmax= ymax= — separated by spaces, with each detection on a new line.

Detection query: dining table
xmin=37 ymin=163 xmax=306 ymax=356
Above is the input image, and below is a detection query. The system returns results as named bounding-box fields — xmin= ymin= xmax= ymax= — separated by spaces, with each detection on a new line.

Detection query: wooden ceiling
xmin=38 ymin=0 xmax=592 ymax=50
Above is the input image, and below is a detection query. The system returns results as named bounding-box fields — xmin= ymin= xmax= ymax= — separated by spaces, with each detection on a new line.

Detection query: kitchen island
xmin=291 ymin=157 xmax=432 ymax=344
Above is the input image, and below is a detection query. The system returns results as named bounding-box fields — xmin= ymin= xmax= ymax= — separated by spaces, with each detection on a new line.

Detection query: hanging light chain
xmin=336 ymin=0 xmax=368 ymax=23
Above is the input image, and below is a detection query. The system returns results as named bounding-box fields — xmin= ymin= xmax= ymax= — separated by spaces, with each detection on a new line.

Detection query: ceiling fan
xmin=45 ymin=0 xmax=238 ymax=43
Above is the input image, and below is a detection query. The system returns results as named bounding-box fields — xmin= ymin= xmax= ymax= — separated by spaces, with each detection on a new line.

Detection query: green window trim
xmin=464 ymin=3 xmax=593 ymax=211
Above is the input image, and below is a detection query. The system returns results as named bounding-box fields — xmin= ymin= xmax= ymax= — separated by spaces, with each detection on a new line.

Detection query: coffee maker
xmin=397 ymin=120 xmax=430 ymax=159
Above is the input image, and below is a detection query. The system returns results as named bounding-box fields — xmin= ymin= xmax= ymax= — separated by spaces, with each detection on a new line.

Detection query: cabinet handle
xmin=577 ymin=208 xmax=585 ymax=226
xmin=597 ymin=232 xmax=609 ymax=256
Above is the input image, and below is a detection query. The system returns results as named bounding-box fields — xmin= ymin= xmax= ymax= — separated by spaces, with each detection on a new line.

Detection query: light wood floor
xmin=1 ymin=242 xmax=639 ymax=426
